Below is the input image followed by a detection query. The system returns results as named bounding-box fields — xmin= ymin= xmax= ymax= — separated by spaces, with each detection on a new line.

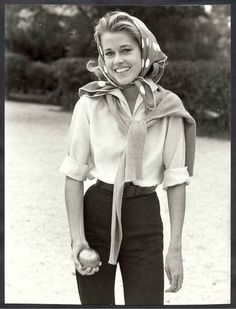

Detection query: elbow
xmin=167 ymin=182 xmax=186 ymax=191
xmin=65 ymin=176 xmax=83 ymax=191
xmin=167 ymin=183 xmax=186 ymax=204
xmin=167 ymin=183 xmax=186 ymax=196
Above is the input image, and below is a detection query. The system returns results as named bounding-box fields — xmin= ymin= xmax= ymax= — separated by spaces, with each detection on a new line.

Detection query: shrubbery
xmin=5 ymin=52 xmax=30 ymax=96
xmin=26 ymin=61 xmax=57 ymax=94
xmin=47 ymin=57 xmax=94 ymax=109
xmin=5 ymin=52 xmax=57 ymax=98
xmin=161 ymin=60 xmax=230 ymax=131
xmin=5 ymin=53 xmax=230 ymax=132
xmin=5 ymin=54 xmax=94 ymax=108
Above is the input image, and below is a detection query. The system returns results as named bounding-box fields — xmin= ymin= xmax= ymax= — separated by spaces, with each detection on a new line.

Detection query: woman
xmin=60 ymin=10 xmax=196 ymax=305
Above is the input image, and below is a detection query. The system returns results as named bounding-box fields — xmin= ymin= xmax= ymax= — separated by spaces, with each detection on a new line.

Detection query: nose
xmin=114 ymin=53 xmax=124 ymax=65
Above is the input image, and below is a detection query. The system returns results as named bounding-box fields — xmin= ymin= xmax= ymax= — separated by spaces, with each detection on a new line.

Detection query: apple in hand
xmin=78 ymin=248 xmax=101 ymax=268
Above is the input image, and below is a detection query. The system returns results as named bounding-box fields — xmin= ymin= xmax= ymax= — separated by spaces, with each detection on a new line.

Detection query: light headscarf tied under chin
xmin=79 ymin=12 xmax=168 ymax=110
xmin=79 ymin=12 xmax=196 ymax=265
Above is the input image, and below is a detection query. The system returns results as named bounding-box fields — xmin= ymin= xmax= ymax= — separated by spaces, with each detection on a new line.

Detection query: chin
xmin=117 ymin=77 xmax=135 ymax=86
xmin=109 ymin=72 xmax=135 ymax=86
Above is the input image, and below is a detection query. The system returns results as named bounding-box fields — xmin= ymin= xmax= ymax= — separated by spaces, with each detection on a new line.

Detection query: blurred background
xmin=5 ymin=4 xmax=231 ymax=305
xmin=5 ymin=4 xmax=230 ymax=136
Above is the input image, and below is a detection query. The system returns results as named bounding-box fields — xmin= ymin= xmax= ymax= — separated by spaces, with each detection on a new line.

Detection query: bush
xmin=5 ymin=53 xmax=230 ymax=134
xmin=26 ymin=61 xmax=57 ymax=94
xmin=5 ymin=52 xmax=30 ymax=96
xmin=5 ymin=52 xmax=57 ymax=97
xmin=47 ymin=57 xmax=94 ymax=109
xmin=161 ymin=60 xmax=230 ymax=132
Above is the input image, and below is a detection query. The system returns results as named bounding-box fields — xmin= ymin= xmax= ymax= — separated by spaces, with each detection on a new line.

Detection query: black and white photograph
xmin=4 ymin=3 xmax=230 ymax=306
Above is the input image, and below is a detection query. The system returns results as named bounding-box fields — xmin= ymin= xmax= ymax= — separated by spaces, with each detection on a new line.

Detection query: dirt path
xmin=5 ymin=101 xmax=230 ymax=305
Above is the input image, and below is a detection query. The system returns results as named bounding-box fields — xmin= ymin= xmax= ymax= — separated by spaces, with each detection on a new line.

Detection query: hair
xmin=87 ymin=11 xmax=164 ymax=82
xmin=146 ymin=61 xmax=167 ymax=82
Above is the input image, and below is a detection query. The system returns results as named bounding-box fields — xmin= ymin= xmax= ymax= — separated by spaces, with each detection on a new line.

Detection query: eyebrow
xmin=104 ymin=44 xmax=133 ymax=51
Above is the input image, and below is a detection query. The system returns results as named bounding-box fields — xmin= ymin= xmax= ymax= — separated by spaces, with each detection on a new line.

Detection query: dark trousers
xmin=76 ymin=184 xmax=164 ymax=305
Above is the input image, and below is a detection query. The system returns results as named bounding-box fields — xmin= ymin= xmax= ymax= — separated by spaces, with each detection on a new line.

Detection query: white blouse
xmin=59 ymin=80 xmax=190 ymax=190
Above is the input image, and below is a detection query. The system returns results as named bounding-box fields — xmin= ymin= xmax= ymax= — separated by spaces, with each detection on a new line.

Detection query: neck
xmin=122 ymin=84 xmax=138 ymax=101
xmin=122 ymin=84 xmax=139 ymax=114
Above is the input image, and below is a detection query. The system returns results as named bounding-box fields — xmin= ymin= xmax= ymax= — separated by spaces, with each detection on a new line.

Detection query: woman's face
xmin=101 ymin=31 xmax=142 ymax=86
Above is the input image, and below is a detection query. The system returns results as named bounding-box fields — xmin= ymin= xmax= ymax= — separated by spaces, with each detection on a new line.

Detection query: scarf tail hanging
xmin=108 ymin=151 xmax=126 ymax=265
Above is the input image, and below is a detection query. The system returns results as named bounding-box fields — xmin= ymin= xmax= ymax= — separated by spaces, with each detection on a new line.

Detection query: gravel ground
xmin=5 ymin=101 xmax=230 ymax=305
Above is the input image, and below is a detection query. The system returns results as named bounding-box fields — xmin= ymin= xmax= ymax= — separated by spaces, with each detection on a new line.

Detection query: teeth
xmin=115 ymin=67 xmax=130 ymax=73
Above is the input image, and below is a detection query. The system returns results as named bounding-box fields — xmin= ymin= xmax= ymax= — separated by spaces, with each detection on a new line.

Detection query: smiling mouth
xmin=114 ymin=67 xmax=131 ymax=74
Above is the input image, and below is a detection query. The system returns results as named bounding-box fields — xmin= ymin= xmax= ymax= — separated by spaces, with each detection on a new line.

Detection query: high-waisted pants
xmin=76 ymin=184 xmax=164 ymax=305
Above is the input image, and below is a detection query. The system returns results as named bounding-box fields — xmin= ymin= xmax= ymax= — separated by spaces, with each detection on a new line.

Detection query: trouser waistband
xmin=96 ymin=179 xmax=157 ymax=198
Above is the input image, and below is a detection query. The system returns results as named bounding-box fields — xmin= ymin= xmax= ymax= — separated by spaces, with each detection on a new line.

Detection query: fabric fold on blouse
xmin=163 ymin=167 xmax=190 ymax=191
xmin=59 ymin=155 xmax=91 ymax=181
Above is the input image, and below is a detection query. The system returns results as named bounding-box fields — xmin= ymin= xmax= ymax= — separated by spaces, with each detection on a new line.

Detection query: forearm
xmin=65 ymin=176 xmax=87 ymax=245
xmin=167 ymin=183 xmax=186 ymax=251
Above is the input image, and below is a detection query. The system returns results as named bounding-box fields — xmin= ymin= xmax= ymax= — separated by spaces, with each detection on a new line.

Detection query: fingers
xmin=74 ymin=253 xmax=102 ymax=276
xmin=165 ymin=265 xmax=172 ymax=284
xmin=175 ymin=272 xmax=183 ymax=292
xmin=77 ymin=264 xmax=101 ymax=276
xmin=72 ymin=248 xmax=102 ymax=276
xmin=165 ymin=270 xmax=183 ymax=293
xmin=71 ymin=251 xmax=88 ymax=275
xmin=165 ymin=272 xmax=178 ymax=293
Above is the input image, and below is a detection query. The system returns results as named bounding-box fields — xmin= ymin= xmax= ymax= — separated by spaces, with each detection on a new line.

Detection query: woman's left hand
xmin=165 ymin=248 xmax=183 ymax=293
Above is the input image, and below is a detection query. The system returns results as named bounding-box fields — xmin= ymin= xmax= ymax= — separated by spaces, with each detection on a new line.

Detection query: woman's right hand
xmin=72 ymin=241 xmax=102 ymax=276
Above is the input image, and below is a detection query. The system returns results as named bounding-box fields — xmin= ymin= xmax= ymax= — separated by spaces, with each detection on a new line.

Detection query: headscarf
xmin=79 ymin=12 xmax=196 ymax=265
xmin=79 ymin=11 xmax=168 ymax=110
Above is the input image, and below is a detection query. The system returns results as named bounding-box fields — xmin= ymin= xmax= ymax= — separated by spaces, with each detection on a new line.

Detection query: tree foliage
xmin=5 ymin=5 xmax=67 ymax=61
xmin=5 ymin=4 xmax=230 ymax=62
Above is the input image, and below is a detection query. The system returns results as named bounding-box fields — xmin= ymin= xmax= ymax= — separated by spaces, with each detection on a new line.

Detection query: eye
xmin=105 ymin=51 xmax=114 ymax=57
xmin=122 ymin=48 xmax=132 ymax=54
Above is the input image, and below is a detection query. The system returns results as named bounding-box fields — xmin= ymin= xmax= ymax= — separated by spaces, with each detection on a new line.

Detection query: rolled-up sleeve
xmin=59 ymin=97 xmax=92 ymax=181
xmin=162 ymin=116 xmax=190 ymax=191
